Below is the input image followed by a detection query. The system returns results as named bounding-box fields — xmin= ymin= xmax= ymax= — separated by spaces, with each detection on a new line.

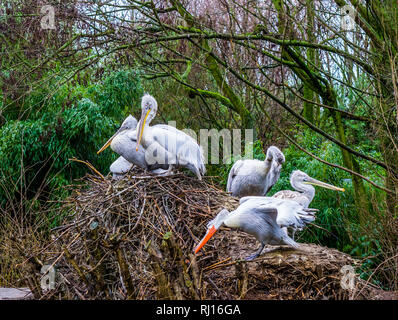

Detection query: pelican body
xmin=134 ymin=94 xmax=206 ymax=179
xmin=98 ymin=115 xmax=168 ymax=177
xmin=272 ymin=170 xmax=345 ymax=208
xmin=227 ymin=146 xmax=285 ymax=198
xmin=194 ymin=197 xmax=317 ymax=260
xmin=238 ymin=196 xmax=318 ymax=233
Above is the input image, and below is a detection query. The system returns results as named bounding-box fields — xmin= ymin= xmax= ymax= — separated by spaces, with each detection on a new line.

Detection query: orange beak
xmin=194 ymin=225 xmax=217 ymax=254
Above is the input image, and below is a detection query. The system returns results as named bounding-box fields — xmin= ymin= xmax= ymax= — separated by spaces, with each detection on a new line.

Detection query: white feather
xmin=133 ymin=94 xmax=205 ymax=179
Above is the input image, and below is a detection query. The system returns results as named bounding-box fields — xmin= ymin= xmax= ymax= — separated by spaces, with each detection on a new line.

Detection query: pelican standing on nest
xmin=97 ymin=115 xmax=168 ymax=178
xmin=273 ymin=170 xmax=345 ymax=208
xmin=227 ymin=146 xmax=285 ymax=198
xmin=194 ymin=197 xmax=317 ymax=260
xmin=133 ymin=94 xmax=206 ymax=180
xmin=272 ymin=170 xmax=344 ymax=239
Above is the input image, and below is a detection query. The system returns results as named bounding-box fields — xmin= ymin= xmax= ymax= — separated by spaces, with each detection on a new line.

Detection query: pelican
xmin=133 ymin=94 xmax=206 ymax=180
xmin=98 ymin=115 xmax=169 ymax=175
xmin=272 ymin=170 xmax=345 ymax=208
xmin=194 ymin=197 xmax=317 ymax=260
xmin=227 ymin=146 xmax=285 ymax=198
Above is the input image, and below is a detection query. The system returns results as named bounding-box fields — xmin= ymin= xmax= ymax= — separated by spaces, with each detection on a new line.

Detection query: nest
xmin=24 ymin=167 xmax=383 ymax=300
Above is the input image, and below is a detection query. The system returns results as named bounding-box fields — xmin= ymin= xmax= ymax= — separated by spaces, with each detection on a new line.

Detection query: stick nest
xmin=26 ymin=167 xmax=383 ymax=300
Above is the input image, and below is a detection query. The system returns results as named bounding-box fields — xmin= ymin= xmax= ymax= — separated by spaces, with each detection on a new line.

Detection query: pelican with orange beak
xmin=194 ymin=197 xmax=317 ymax=260
xmin=132 ymin=94 xmax=206 ymax=179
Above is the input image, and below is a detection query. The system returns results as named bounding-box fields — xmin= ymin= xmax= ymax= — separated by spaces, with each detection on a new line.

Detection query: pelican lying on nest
xmin=227 ymin=146 xmax=285 ymax=198
xmin=113 ymin=94 xmax=206 ymax=179
xmin=97 ymin=115 xmax=168 ymax=178
xmin=98 ymin=94 xmax=206 ymax=179
xmin=133 ymin=94 xmax=205 ymax=179
xmin=273 ymin=170 xmax=345 ymax=208
xmin=194 ymin=197 xmax=317 ymax=260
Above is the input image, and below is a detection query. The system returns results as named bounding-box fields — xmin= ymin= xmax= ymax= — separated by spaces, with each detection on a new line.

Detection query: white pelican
xmin=194 ymin=197 xmax=317 ymax=260
xmin=134 ymin=94 xmax=206 ymax=180
xmin=110 ymin=156 xmax=133 ymax=179
xmin=272 ymin=170 xmax=345 ymax=208
xmin=226 ymin=146 xmax=285 ymax=198
xmin=97 ymin=115 xmax=169 ymax=174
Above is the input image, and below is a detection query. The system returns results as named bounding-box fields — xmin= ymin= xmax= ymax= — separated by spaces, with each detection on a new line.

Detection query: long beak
xmin=304 ymin=178 xmax=345 ymax=192
xmin=194 ymin=225 xmax=217 ymax=254
xmin=97 ymin=130 xmax=119 ymax=154
xmin=136 ymin=109 xmax=151 ymax=151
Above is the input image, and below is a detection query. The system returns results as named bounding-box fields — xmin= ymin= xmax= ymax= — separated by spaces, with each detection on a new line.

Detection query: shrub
xmin=0 ymin=70 xmax=143 ymax=214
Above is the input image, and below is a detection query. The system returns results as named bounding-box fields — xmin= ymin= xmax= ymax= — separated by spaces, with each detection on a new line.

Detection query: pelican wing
xmin=144 ymin=125 xmax=205 ymax=177
xmin=273 ymin=199 xmax=316 ymax=229
xmin=111 ymin=132 xmax=149 ymax=169
xmin=273 ymin=190 xmax=301 ymax=200
xmin=225 ymin=202 xmax=277 ymax=234
xmin=154 ymin=124 xmax=181 ymax=132
xmin=239 ymin=195 xmax=264 ymax=204
xmin=254 ymin=205 xmax=279 ymax=223
xmin=229 ymin=199 xmax=299 ymax=248
xmin=238 ymin=196 xmax=315 ymax=230
xmin=227 ymin=160 xmax=270 ymax=197
xmin=272 ymin=190 xmax=312 ymax=208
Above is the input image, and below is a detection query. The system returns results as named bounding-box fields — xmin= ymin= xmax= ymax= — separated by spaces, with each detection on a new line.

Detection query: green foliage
xmin=0 ymin=69 xmax=143 ymax=212
xmin=350 ymin=230 xmax=383 ymax=286
xmin=214 ymin=128 xmax=385 ymax=264
xmin=90 ymin=69 xmax=144 ymax=119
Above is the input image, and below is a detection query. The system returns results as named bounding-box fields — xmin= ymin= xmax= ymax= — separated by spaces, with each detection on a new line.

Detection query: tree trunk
xmin=272 ymin=0 xmax=370 ymax=217
xmin=303 ymin=0 xmax=316 ymax=123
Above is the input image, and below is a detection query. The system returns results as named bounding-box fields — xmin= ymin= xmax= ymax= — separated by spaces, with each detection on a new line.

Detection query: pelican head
xmin=291 ymin=170 xmax=345 ymax=192
xmin=267 ymin=146 xmax=285 ymax=165
xmin=194 ymin=209 xmax=229 ymax=254
xmin=97 ymin=115 xmax=138 ymax=154
xmin=136 ymin=94 xmax=158 ymax=151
